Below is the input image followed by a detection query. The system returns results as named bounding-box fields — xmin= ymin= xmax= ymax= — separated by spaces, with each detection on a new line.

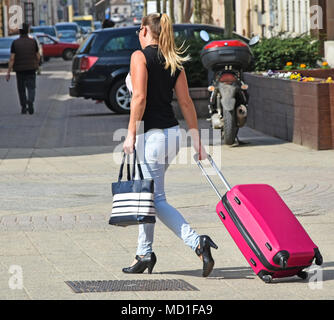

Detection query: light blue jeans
xmin=135 ymin=125 xmax=200 ymax=256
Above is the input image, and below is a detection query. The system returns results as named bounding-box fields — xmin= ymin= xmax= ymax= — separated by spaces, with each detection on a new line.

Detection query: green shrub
xmin=251 ymin=34 xmax=321 ymax=72
xmin=176 ymin=37 xmax=209 ymax=88
xmin=175 ymin=33 xmax=322 ymax=85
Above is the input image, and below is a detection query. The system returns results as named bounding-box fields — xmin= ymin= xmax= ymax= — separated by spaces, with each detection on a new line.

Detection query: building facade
xmin=0 ymin=0 xmax=59 ymax=36
xmin=0 ymin=1 xmax=4 ymax=37
xmin=212 ymin=0 xmax=312 ymax=38
xmin=110 ymin=0 xmax=131 ymax=18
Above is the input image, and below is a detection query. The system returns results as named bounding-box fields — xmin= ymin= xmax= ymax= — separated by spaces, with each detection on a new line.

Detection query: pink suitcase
xmin=195 ymin=154 xmax=323 ymax=283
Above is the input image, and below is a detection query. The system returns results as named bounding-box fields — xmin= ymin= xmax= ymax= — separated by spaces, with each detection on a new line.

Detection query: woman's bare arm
xmin=123 ymin=50 xmax=148 ymax=153
xmin=174 ymin=69 xmax=207 ymax=159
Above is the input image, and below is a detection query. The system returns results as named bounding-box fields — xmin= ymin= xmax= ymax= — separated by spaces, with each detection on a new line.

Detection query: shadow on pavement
xmin=70 ymin=112 xmax=120 ymax=118
xmin=162 ymin=262 xmax=334 ymax=283
xmin=162 ymin=266 xmax=256 ymax=280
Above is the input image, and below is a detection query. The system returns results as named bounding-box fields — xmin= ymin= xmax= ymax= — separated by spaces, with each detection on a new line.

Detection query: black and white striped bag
xmin=109 ymin=151 xmax=156 ymax=227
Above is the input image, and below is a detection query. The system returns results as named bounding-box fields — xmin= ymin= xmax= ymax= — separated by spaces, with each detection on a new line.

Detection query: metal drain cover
xmin=65 ymin=279 xmax=199 ymax=294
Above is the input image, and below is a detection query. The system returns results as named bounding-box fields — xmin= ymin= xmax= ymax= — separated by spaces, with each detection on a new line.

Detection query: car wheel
xmin=104 ymin=99 xmax=115 ymax=112
xmin=63 ymin=49 xmax=74 ymax=61
xmin=107 ymin=79 xmax=131 ymax=114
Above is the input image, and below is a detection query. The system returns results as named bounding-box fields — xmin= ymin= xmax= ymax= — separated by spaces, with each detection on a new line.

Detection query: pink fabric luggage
xmin=195 ymin=154 xmax=323 ymax=283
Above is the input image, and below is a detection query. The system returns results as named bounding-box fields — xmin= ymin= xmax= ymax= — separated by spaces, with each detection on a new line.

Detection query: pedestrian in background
xmin=122 ymin=13 xmax=218 ymax=278
xmin=6 ymin=23 xmax=40 ymax=115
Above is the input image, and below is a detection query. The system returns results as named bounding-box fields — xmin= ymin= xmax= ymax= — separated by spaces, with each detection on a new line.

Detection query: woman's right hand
xmin=194 ymin=140 xmax=208 ymax=161
xmin=199 ymin=145 xmax=208 ymax=161
xmin=123 ymin=134 xmax=136 ymax=155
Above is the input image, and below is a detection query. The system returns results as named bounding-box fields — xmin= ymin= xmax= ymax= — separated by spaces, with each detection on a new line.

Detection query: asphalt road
xmin=0 ymin=58 xmax=238 ymax=155
xmin=0 ymin=59 xmax=130 ymax=151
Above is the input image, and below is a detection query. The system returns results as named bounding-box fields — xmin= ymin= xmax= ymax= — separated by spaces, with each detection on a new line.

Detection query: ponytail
xmin=142 ymin=13 xmax=190 ymax=76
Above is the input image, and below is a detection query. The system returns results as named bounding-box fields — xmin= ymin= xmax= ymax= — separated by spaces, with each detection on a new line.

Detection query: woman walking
xmin=123 ymin=13 xmax=218 ymax=277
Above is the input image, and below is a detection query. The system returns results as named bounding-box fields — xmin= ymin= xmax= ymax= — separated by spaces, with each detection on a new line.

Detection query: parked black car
xmin=69 ymin=24 xmax=249 ymax=114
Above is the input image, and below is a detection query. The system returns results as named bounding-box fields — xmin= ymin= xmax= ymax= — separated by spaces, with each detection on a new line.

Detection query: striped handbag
xmin=109 ymin=151 xmax=156 ymax=227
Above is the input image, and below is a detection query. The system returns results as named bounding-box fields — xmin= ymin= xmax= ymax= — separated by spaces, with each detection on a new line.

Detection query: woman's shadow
xmin=163 ymin=266 xmax=256 ymax=280
xmin=162 ymin=262 xmax=334 ymax=283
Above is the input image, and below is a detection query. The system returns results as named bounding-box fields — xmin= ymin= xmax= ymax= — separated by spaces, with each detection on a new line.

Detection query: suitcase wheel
xmin=297 ymin=271 xmax=309 ymax=280
xmin=314 ymin=248 xmax=323 ymax=266
xmin=261 ymin=275 xmax=273 ymax=284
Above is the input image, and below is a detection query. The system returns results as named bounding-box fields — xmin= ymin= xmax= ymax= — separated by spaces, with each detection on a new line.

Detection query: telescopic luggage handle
xmin=194 ymin=153 xmax=232 ymax=200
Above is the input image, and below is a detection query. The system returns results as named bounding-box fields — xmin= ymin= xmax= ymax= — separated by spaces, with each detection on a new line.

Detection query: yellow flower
xmin=300 ymin=64 xmax=307 ymax=69
xmin=322 ymin=61 xmax=328 ymax=66
xmin=286 ymin=62 xmax=293 ymax=66
xmin=290 ymin=73 xmax=302 ymax=81
xmin=302 ymin=77 xmax=315 ymax=82
xmin=326 ymin=77 xmax=334 ymax=83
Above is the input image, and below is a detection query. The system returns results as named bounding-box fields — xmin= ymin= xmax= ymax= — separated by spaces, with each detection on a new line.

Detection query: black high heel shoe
xmin=122 ymin=253 xmax=157 ymax=274
xmin=196 ymin=236 xmax=218 ymax=277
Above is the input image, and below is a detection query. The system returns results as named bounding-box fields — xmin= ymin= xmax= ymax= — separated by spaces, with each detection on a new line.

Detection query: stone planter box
xmin=244 ymin=70 xmax=334 ymax=150
xmin=172 ymin=87 xmax=210 ymax=120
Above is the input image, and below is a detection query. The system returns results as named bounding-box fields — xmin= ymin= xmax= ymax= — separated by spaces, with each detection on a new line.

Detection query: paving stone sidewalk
xmin=0 ymin=127 xmax=334 ymax=300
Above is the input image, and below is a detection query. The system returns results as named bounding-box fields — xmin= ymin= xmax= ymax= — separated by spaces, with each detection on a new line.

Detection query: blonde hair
xmin=142 ymin=13 xmax=190 ymax=76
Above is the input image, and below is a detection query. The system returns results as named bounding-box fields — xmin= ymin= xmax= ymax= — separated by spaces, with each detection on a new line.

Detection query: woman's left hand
xmin=123 ymin=134 xmax=136 ymax=154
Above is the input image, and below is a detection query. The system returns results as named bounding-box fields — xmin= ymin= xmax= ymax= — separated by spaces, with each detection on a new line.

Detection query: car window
xmin=193 ymin=29 xmax=224 ymax=41
xmin=0 ymin=39 xmax=14 ymax=49
xmin=32 ymin=27 xmax=56 ymax=37
xmin=174 ymin=30 xmax=187 ymax=40
xmin=78 ymin=33 xmax=96 ymax=54
xmin=60 ymin=30 xmax=76 ymax=37
xmin=44 ymin=28 xmax=56 ymax=37
xmin=56 ymin=25 xmax=78 ymax=32
xmin=101 ymin=33 xmax=139 ymax=54
xmin=38 ymin=36 xmax=55 ymax=45
xmin=193 ymin=29 xmax=249 ymax=44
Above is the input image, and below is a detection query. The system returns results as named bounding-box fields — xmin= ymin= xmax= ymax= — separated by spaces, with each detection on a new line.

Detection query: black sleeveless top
xmin=141 ymin=45 xmax=181 ymax=133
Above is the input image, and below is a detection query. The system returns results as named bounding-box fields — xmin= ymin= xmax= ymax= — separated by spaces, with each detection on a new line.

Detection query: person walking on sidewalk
xmin=6 ymin=23 xmax=40 ymax=115
xmin=122 ymin=13 xmax=218 ymax=278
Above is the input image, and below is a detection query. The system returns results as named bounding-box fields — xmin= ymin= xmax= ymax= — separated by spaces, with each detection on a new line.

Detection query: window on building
xmin=286 ymin=0 xmax=290 ymax=32
xmin=292 ymin=0 xmax=296 ymax=32
xmin=305 ymin=0 xmax=310 ymax=33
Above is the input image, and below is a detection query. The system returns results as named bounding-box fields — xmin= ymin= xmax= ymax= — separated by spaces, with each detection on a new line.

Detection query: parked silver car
xmin=0 ymin=34 xmax=44 ymax=66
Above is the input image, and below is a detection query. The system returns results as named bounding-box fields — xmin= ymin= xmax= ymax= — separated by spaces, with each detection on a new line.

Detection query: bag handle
xmin=133 ymin=149 xmax=144 ymax=181
xmin=118 ymin=153 xmax=131 ymax=182
xmin=118 ymin=149 xmax=144 ymax=182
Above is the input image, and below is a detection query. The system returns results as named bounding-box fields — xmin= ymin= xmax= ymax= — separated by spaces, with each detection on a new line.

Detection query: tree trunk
xmin=169 ymin=0 xmax=175 ymax=23
xmin=179 ymin=0 xmax=184 ymax=22
xmin=184 ymin=0 xmax=193 ymax=22
xmin=225 ymin=0 xmax=235 ymax=38
xmin=194 ymin=0 xmax=202 ymax=24
xmin=202 ymin=0 xmax=213 ymax=25
xmin=156 ymin=0 xmax=161 ymax=13
xmin=143 ymin=0 xmax=148 ymax=16
xmin=163 ymin=0 xmax=167 ymax=13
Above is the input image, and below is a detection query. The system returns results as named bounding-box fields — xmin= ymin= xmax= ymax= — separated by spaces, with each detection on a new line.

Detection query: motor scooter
xmin=200 ymin=31 xmax=259 ymax=145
